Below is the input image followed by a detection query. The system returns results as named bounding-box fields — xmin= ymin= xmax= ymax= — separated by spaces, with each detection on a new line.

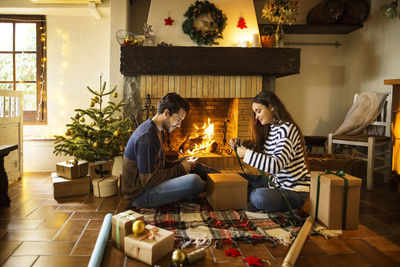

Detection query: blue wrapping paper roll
xmin=88 ymin=213 xmax=112 ymax=267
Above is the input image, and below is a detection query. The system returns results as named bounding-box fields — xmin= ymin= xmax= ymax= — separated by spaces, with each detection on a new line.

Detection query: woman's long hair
xmin=251 ymin=91 xmax=305 ymax=153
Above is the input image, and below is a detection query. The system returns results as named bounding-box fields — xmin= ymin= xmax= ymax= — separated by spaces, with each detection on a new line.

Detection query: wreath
xmin=182 ymin=0 xmax=227 ymax=46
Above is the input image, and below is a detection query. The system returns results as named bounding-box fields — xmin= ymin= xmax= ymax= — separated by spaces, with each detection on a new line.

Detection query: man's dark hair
xmin=157 ymin=92 xmax=190 ymax=115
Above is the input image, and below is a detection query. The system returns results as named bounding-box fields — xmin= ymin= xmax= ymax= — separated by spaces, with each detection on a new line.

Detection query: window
xmin=0 ymin=15 xmax=47 ymax=124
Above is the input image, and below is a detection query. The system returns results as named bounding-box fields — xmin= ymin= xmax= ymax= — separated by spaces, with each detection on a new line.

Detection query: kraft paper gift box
xmin=310 ymin=171 xmax=362 ymax=230
xmin=111 ymin=210 xmax=144 ymax=251
xmin=56 ymin=160 xmax=88 ymax=179
xmin=51 ymin=172 xmax=90 ymax=198
xmin=207 ymin=173 xmax=248 ymax=210
xmin=89 ymin=160 xmax=114 ymax=179
xmin=124 ymin=225 xmax=175 ymax=265
xmin=92 ymin=176 xmax=119 ymax=197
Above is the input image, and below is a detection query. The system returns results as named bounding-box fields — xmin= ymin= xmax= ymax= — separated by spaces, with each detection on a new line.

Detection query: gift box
xmin=89 ymin=160 xmax=114 ymax=179
xmin=56 ymin=160 xmax=89 ymax=179
xmin=51 ymin=172 xmax=90 ymax=198
xmin=206 ymin=173 xmax=248 ymax=210
xmin=92 ymin=176 xmax=118 ymax=197
xmin=310 ymin=171 xmax=362 ymax=230
xmin=124 ymin=225 xmax=175 ymax=265
xmin=111 ymin=210 xmax=144 ymax=251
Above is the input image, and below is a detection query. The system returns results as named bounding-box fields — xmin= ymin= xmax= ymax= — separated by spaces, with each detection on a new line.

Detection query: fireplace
xmin=121 ymin=46 xmax=301 ymax=170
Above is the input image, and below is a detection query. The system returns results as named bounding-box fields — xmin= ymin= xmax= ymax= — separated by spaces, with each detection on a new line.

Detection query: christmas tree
xmin=54 ymin=77 xmax=133 ymax=163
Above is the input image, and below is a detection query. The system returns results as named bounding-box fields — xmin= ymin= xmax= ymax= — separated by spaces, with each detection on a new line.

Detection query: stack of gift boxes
xmin=52 ymin=160 xmax=119 ymax=199
xmin=112 ymin=210 xmax=175 ymax=265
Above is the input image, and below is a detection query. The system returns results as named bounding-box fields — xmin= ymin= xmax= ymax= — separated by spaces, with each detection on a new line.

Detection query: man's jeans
xmin=132 ymin=174 xmax=205 ymax=208
xmin=241 ymin=174 xmax=309 ymax=212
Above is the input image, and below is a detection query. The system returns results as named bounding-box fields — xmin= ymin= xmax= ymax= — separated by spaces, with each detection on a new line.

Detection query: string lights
xmin=36 ymin=25 xmax=46 ymax=122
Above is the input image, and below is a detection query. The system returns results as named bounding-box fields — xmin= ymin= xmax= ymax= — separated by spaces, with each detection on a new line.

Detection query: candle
xmin=251 ymin=33 xmax=259 ymax=47
xmin=238 ymin=40 xmax=250 ymax=47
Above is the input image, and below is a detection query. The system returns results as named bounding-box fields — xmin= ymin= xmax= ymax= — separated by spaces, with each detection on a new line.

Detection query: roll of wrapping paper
xmin=282 ymin=216 xmax=314 ymax=267
xmin=186 ymin=247 xmax=206 ymax=264
xmin=88 ymin=213 xmax=112 ymax=267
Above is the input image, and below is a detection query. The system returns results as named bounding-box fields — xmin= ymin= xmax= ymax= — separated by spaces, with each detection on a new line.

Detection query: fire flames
xmin=184 ymin=118 xmax=215 ymax=156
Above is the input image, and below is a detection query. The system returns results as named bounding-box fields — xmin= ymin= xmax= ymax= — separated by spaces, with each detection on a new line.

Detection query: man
xmin=122 ymin=92 xmax=212 ymax=208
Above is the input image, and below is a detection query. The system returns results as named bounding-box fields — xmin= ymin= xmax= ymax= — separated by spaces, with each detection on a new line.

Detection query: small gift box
xmin=111 ymin=210 xmax=144 ymax=251
xmin=52 ymin=172 xmax=90 ymax=198
xmin=124 ymin=225 xmax=175 ymax=265
xmin=89 ymin=160 xmax=113 ymax=179
xmin=92 ymin=176 xmax=118 ymax=197
xmin=56 ymin=160 xmax=88 ymax=179
xmin=310 ymin=171 xmax=362 ymax=230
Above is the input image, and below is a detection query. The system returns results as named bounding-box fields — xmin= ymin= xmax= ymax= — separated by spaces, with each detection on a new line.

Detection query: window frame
xmin=0 ymin=14 xmax=47 ymax=124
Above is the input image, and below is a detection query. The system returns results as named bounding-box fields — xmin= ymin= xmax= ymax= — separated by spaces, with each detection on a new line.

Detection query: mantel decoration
xmin=182 ymin=0 xmax=227 ymax=46
xmin=53 ymin=77 xmax=133 ymax=163
xmin=261 ymin=0 xmax=299 ymax=47
xmin=116 ymin=30 xmax=145 ymax=47
xmin=380 ymin=0 xmax=399 ymax=19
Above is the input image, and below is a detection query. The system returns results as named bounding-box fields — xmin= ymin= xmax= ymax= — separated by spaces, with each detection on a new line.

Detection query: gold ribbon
xmin=133 ymin=226 xmax=161 ymax=257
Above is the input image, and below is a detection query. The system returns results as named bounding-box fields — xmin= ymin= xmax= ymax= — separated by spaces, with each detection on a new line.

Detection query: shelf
xmin=120 ymin=46 xmax=300 ymax=78
xmin=259 ymin=24 xmax=363 ymax=35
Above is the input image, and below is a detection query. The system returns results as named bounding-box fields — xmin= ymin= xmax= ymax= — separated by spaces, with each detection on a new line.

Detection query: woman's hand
xmin=236 ymin=146 xmax=247 ymax=158
xmin=229 ymin=137 xmax=241 ymax=149
xmin=181 ymin=157 xmax=198 ymax=172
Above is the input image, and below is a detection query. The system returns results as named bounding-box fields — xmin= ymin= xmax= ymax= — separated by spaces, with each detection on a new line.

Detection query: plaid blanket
xmin=131 ymin=197 xmax=308 ymax=246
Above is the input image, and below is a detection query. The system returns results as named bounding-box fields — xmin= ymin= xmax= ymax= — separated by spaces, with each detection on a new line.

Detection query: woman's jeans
xmin=132 ymin=174 xmax=205 ymax=208
xmin=241 ymin=174 xmax=309 ymax=213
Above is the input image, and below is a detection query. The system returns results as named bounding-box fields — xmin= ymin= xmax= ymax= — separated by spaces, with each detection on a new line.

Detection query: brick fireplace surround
xmin=121 ymin=46 xmax=300 ymax=169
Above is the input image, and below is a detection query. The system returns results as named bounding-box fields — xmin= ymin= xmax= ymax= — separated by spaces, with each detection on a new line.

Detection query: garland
xmin=182 ymin=0 xmax=227 ymax=46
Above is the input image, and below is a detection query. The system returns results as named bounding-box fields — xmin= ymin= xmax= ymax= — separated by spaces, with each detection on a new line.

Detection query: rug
xmin=130 ymin=196 xmax=309 ymax=246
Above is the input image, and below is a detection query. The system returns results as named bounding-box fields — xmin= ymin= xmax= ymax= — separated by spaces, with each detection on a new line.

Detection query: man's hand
xmin=229 ymin=137 xmax=241 ymax=149
xmin=181 ymin=156 xmax=199 ymax=172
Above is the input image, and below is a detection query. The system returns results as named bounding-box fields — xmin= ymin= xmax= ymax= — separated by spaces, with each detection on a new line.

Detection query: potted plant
xmin=53 ymin=77 xmax=133 ymax=179
xmin=260 ymin=25 xmax=276 ymax=48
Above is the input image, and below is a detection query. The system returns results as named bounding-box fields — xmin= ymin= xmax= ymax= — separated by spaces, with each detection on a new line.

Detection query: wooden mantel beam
xmin=120 ymin=46 xmax=300 ymax=78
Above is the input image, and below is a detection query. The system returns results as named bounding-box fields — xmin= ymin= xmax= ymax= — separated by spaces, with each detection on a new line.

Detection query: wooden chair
xmin=328 ymin=93 xmax=392 ymax=190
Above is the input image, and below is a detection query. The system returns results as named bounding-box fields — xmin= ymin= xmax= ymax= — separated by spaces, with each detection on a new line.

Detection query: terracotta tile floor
xmin=1 ymin=172 xmax=400 ymax=267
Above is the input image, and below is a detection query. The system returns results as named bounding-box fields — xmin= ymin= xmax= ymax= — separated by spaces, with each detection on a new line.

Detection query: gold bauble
xmin=120 ymin=145 xmax=125 ymax=151
xmin=104 ymin=138 xmax=110 ymax=144
xmin=90 ymin=101 xmax=95 ymax=107
xmin=117 ymin=115 xmax=122 ymax=120
xmin=113 ymin=129 xmax=121 ymax=137
xmin=80 ymin=117 xmax=85 ymax=123
xmin=65 ymin=129 xmax=71 ymax=136
xmin=75 ymin=113 xmax=80 ymax=119
xmin=93 ymin=96 xmax=99 ymax=102
xmin=129 ymin=127 xmax=134 ymax=133
xmin=132 ymin=220 xmax=146 ymax=235
xmin=172 ymin=249 xmax=186 ymax=265
xmin=93 ymin=141 xmax=99 ymax=148
xmin=113 ymin=92 xmax=118 ymax=98
xmin=72 ymin=159 xmax=78 ymax=166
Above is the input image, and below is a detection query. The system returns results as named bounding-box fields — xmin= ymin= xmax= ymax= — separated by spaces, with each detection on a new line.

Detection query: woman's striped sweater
xmin=243 ymin=122 xmax=310 ymax=192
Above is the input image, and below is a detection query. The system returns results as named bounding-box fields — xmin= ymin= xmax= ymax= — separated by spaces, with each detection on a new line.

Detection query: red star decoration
xmin=237 ymin=17 xmax=247 ymax=29
xmin=224 ymin=248 xmax=241 ymax=257
xmin=164 ymin=16 xmax=174 ymax=25
xmin=242 ymin=256 xmax=263 ymax=267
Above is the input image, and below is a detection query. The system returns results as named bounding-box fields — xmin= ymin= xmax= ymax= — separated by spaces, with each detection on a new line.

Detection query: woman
xmin=230 ymin=91 xmax=310 ymax=212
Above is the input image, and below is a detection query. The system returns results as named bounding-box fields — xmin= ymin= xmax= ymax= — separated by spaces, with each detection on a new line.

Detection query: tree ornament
xmin=80 ymin=117 xmax=85 ymax=123
xmin=113 ymin=92 xmax=118 ymax=98
xmin=129 ymin=127 xmax=134 ymax=133
xmin=93 ymin=96 xmax=99 ymax=102
xmin=120 ymin=145 xmax=125 ymax=151
xmin=117 ymin=115 xmax=122 ymax=120
xmin=90 ymin=101 xmax=95 ymax=107
xmin=75 ymin=113 xmax=80 ymax=119
xmin=72 ymin=159 xmax=78 ymax=166
xmin=93 ymin=141 xmax=99 ymax=148
xmin=172 ymin=249 xmax=186 ymax=266
xmin=164 ymin=16 xmax=174 ymax=25
xmin=182 ymin=0 xmax=227 ymax=46
xmin=113 ymin=129 xmax=121 ymax=137
xmin=65 ymin=129 xmax=71 ymax=136
xmin=237 ymin=17 xmax=247 ymax=29
xmin=104 ymin=138 xmax=111 ymax=144
xmin=132 ymin=220 xmax=146 ymax=235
